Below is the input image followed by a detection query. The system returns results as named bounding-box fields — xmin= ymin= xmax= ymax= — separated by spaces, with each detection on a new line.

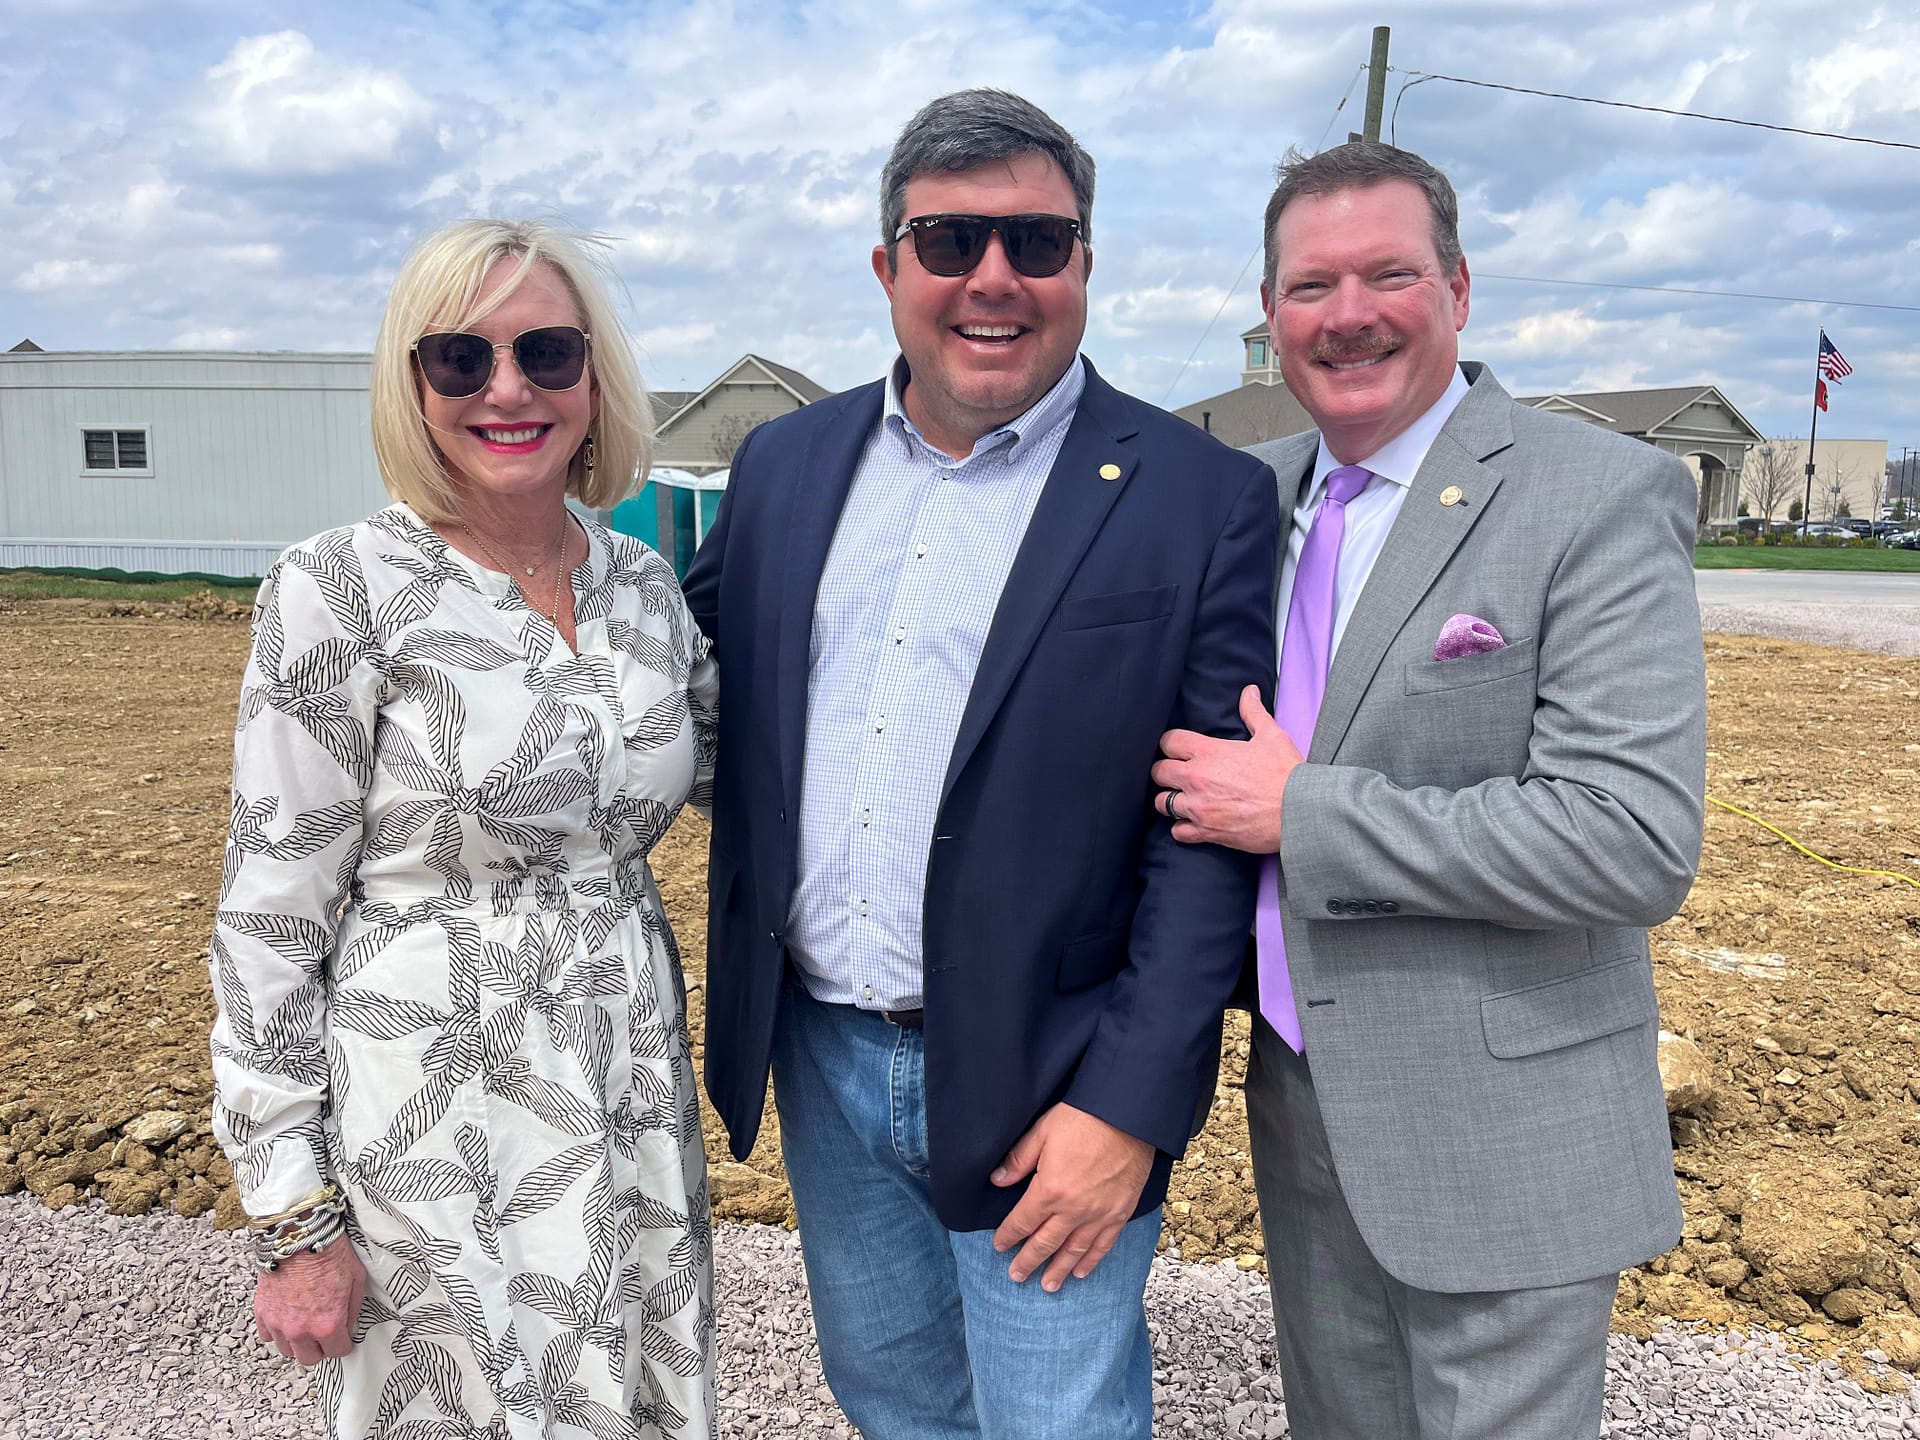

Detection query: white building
xmin=0 ymin=344 xmax=384 ymax=578
xmin=2 ymin=343 xmax=831 ymax=581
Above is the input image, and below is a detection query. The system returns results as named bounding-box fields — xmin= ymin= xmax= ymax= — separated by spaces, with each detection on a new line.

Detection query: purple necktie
xmin=1257 ymin=464 xmax=1371 ymax=1051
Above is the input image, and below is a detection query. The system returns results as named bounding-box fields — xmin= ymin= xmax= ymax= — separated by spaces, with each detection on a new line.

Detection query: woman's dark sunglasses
xmin=894 ymin=213 xmax=1084 ymax=279
xmin=411 ymin=325 xmax=592 ymax=399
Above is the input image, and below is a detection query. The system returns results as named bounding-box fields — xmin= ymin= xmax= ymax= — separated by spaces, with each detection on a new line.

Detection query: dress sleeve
xmin=208 ymin=538 xmax=384 ymax=1215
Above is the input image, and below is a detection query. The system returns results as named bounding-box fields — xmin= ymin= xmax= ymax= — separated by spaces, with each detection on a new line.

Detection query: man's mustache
xmin=1308 ymin=333 xmax=1401 ymax=365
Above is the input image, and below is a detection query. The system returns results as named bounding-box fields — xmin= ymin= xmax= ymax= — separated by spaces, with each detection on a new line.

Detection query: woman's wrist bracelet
xmin=245 ymin=1182 xmax=351 ymax=1273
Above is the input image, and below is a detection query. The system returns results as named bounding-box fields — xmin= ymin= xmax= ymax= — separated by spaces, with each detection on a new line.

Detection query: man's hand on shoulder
xmin=990 ymin=1103 xmax=1155 ymax=1292
xmin=1152 ymin=685 xmax=1299 ymax=854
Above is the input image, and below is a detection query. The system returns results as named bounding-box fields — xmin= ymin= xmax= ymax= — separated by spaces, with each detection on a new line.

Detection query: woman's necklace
xmin=460 ymin=520 xmax=572 ymax=625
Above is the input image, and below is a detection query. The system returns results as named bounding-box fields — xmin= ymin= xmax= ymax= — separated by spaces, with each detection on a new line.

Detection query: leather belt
xmin=882 ymin=1008 xmax=924 ymax=1028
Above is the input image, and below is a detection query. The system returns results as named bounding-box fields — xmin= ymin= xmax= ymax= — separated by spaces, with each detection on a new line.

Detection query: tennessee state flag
xmin=1815 ymin=378 xmax=1829 ymax=412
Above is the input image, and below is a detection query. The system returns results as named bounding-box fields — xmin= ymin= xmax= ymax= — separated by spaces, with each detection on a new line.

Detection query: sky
xmin=3 ymin=0 xmax=1917 ymax=456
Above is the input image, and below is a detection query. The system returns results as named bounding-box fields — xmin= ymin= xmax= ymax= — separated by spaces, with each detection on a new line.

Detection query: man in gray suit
xmin=1151 ymin=142 xmax=1707 ymax=1438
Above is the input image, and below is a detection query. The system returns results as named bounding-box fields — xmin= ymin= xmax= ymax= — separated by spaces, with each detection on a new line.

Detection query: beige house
xmin=1741 ymin=437 xmax=1889 ymax=522
xmin=1513 ymin=387 xmax=1764 ymax=528
xmin=1174 ymin=324 xmax=1766 ymax=528
xmin=652 ymin=354 xmax=829 ymax=475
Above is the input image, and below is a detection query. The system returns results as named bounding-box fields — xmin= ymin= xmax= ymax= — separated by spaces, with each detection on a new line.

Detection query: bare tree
xmin=1743 ymin=438 xmax=1801 ymax=524
xmin=1819 ymin=453 xmax=1863 ymax=523
xmin=710 ymin=414 xmax=764 ymax=468
xmin=1865 ymin=459 xmax=1889 ymax=522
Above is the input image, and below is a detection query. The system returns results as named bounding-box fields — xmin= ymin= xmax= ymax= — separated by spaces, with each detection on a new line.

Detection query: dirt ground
xmin=3 ymin=601 xmax=1918 ymax=1372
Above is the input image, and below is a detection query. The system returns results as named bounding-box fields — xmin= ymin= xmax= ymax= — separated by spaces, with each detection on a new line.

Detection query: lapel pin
xmin=1439 ymin=485 xmax=1464 ymax=507
xmin=1099 ymin=463 xmax=1122 ymax=481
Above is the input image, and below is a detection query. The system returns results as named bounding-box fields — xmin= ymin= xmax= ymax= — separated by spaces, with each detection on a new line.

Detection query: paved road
xmin=1694 ymin=568 xmax=1920 ymax=656
xmin=1696 ymin=569 xmax=1920 ymax=606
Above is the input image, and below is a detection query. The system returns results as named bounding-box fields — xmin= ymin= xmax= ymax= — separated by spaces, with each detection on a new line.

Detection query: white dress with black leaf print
xmin=209 ymin=503 xmax=718 ymax=1440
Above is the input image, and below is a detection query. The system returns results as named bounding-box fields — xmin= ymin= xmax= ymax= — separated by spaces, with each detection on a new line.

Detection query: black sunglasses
xmin=411 ymin=325 xmax=592 ymax=399
xmin=894 ymin=213 xmax=1084 ymax=279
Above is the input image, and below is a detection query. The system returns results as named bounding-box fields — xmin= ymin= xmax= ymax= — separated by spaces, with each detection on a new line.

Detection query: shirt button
xmin=915 ymin=544 xmax=928 ymax=559
xmin=857 ymin=899 xmax=870 ymax=916
xmin=893 ymin=627 xmax=906 ymax=644
xmin=862 ymin=985 xmax=874 ymax=999
xmin=874 ymin=716 xmax=887 ymax=733
xmin=860 ymin=808 xmax=871 ymax=827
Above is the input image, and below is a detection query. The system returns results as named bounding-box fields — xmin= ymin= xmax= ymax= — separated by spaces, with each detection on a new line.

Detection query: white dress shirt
xmin=786 ymin=356 xmax=1087 ymax=1011
xmin=1275 ymin=364 xmax=1473 ymax=670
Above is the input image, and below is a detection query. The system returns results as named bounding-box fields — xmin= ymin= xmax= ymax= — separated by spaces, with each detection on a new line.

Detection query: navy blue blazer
xmin=682 ymin=361 xmax=1278 ymax=1231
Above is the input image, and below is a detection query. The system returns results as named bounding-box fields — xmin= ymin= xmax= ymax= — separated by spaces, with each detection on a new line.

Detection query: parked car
xmin=1887 ymin=530 xmax=1920 ymax=551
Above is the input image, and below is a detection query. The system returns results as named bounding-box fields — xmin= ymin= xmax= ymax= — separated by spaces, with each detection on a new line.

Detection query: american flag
xmin=1818 ymin=331 xmax=1852 ymax=381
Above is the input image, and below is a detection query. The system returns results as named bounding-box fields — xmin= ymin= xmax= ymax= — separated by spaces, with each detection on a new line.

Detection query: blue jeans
xmin=771 ymin=978 xmax=1159 ymax=1440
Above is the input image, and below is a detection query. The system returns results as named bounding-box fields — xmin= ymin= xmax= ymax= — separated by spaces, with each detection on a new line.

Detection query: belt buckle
xmin=882 ymin=1008 xmax=924 ymax=1029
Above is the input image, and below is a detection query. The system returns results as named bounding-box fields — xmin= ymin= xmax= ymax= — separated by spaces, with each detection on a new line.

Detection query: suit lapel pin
xmin=1439 ymin=485 xmax=1464 ymax=507
xmin=1099 ymin=463 xmax=1122 ymax=481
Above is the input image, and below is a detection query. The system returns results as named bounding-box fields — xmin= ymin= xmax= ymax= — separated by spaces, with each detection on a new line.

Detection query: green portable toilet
xmin=610 ymin=467 xmax=725 ymax=578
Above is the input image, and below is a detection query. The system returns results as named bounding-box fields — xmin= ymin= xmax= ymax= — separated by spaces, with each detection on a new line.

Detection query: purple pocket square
xmin=1434 ymin=614 xmax=1505 ymax=661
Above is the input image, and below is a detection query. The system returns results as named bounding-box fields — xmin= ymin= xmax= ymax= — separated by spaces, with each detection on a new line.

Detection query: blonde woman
xmin=208 ymin=219 xmax=717 ymax=1439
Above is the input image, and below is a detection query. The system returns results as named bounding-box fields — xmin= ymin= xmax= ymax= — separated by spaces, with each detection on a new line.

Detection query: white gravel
xmin=1700 ymin=601 xmax=1920 ymax=657
xmin=3 ymin=1193 xmax=1917 ymax=1438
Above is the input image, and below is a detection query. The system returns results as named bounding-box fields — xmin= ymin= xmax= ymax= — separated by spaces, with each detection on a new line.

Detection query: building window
xmin=81 ymin=428 xmax=150 ymax=474
xmin=1248 ymin=338 xmax=1268 ymax=367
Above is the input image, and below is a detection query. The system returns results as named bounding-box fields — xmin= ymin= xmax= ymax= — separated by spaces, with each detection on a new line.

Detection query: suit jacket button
xmin=1362 ymin=900 xmax=1380 ymax=914
xmin=1381 ymin=901 xmax=1399 ymax=914
xmin=1326 ymin=898 xmax=1343 ymax=915
xmin=1346 ymin=901 xmax=1364 ymax=915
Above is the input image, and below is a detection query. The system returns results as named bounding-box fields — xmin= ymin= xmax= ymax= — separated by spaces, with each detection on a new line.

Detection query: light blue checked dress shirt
xmin=787 ymin=355 xmax=1088 ymax=1010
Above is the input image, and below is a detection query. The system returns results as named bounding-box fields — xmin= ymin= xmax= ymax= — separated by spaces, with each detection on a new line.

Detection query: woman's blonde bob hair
xmin=370 ymin=218 xmax=652 ymax=523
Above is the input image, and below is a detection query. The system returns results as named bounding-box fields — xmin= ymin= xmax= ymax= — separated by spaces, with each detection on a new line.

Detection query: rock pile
xmin=0 ymin=1099 xmax=232 ymax=1226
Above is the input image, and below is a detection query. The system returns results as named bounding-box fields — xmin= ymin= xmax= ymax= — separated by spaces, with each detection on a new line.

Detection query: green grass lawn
xmin=0 ymin=570 xmax=261 ymax=602
xmin=1694 ymin=546 xmax=1920 ymax=572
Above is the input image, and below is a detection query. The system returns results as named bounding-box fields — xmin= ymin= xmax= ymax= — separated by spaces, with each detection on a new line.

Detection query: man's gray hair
xmin=1261 ymin=141 xmax=1463 ymax=295
xmin=878 ymin=88 xmax=1095 ymax=270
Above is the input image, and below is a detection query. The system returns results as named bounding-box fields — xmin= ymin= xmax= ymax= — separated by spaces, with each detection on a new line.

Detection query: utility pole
xmin=1349 ymin=26 xmax=1391 ymax=142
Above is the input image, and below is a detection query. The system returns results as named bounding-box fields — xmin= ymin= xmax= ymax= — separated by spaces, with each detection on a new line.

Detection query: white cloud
xmin=173 ymin=327 xmax=249 ymax=348
xmin=1094 ymin=283 xmax=1236 ymax=339
xmin=198 ymin=31 xmax=431 ymax=175
xmin=211 ymin=244 xmax=283 ymax=269
xmin=1472 ymin=308 xmax=1603 ymax=358
xmin=1792 ymin=14 xmax=1920 ymax=129
xmin=634 ymin=321 xmax=718 ymax=357
xmin=15 ymin=259 xmax=132 ymax=291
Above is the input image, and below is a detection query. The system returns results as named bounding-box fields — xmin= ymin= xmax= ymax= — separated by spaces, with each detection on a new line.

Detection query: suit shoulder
xmin=1111 ymin=392 xmax=1273 ymax=484
xmin=741 ymin=381 xmax=882 ymax=447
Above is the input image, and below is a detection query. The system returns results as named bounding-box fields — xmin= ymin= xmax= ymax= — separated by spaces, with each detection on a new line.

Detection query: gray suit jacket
xmin=1248 ymin=361 xmax=1705 ymax=1293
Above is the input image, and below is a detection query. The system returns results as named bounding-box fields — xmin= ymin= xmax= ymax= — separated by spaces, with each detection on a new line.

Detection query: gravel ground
xmin=1699 ymin=601 xmax=1920 ymax=656
xmin=3 ymin=1193 xmax=1917 ymax=1439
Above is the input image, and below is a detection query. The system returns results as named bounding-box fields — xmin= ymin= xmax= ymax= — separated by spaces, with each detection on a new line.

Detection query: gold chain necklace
xmin=460 ymin=520 xmax=572 ymax=626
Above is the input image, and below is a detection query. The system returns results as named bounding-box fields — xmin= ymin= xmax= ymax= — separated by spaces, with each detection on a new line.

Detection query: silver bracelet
xmin=247 ymin=1185 xmax=351 ymax=1273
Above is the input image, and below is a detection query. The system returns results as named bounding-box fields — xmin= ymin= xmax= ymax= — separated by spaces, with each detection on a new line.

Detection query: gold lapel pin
xmin=1099 ymin=463 xmax=1122 ymax=481
xmin=1439 ymin=485 xmax=1464 ymax=507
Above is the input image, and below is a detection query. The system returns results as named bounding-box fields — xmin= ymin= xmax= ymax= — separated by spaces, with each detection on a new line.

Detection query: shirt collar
xmin=882 ymin=353 xmax=1087 ymax=465
xmin=1308 ymin=363 xmax=1472 ymax=502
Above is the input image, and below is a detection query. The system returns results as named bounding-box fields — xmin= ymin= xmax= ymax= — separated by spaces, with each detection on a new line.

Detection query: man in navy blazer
xmin=683 ymin=89 xmax=1276 ymax=1438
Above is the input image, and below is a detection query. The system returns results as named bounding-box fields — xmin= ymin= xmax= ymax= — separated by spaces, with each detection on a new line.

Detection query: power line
xmin=1476 ymin=271 xmax=1920 ymax=314
xmin=1392 ymin=69 xmax=1920 ymax=153
xmin=1159 ymin=66 xmax=1366 ymax=404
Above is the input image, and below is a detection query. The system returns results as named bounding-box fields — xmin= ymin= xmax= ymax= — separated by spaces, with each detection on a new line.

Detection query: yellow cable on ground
xmin=1706 ymin=795 xmax=1920 ymax=890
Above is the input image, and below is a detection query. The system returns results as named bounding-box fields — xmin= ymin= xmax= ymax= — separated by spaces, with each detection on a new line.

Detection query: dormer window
xmin=1248 ymin=338 xmax=1268 ymax=367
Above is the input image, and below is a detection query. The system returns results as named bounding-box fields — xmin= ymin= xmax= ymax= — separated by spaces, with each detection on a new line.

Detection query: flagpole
xmin=1801 ymin=333 xmax=1822 ymax=539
